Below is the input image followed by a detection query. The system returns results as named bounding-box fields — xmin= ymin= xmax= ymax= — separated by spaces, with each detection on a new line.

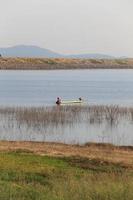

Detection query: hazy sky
xmin=0 ymin=0 xmax=133 ymax=56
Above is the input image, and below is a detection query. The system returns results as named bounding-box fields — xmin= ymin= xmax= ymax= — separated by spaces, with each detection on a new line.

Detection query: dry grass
xmin=0 ymin=141 xmax=133 ymax=168
xmin=0 ymin=57 xmax=133 ymax=69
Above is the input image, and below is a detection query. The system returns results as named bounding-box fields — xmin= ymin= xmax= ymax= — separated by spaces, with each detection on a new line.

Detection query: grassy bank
xmin=0 ymin=57 xmax=133 ymax=69
xmin=0 ymin=142 xmax=133 ymax=199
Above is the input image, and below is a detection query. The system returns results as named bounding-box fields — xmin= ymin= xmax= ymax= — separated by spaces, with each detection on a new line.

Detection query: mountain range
xmin=0 ymin=45 xmax=115 ymax=59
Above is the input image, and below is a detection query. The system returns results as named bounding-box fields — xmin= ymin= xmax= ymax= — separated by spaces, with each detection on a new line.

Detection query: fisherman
xmin=56 ymin=97 xmax=61 ymax=105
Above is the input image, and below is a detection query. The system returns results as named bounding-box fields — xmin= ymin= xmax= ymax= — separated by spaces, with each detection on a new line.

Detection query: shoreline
xmin=0 ymin=141 xmax=133 ymax=168
xmin=0 ymin=57 xmax=133 ymax=70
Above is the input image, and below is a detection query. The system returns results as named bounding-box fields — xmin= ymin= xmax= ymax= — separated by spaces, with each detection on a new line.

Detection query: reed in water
xmin=0 ymin=105 xmax=132 ymax=128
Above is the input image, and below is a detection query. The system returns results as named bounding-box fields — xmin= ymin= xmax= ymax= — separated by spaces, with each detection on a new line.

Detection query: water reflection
xmin=0 ymin=106 xmax=133 ymax=146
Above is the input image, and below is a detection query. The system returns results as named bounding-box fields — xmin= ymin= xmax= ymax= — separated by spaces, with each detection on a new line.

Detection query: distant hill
xmin=0 ymin=45 xmax=115 ymax=59
xmin=67 ymin=53 xmax=114 ymax=59
xmin=0 ymin=45 xmax=62 ymax=58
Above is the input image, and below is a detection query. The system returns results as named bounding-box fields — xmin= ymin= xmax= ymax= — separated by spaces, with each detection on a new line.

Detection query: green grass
xmin=90 ymin=59 xmax=104 ymax=64
xmin=0 ymin=152 xmax=132 ymax=200
xmin=114 ymin=59 xmax=128 ymax=65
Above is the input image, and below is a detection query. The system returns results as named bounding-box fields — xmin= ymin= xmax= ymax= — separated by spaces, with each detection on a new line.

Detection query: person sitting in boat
xmin=56 ymin=97 xmax=61 ymax=105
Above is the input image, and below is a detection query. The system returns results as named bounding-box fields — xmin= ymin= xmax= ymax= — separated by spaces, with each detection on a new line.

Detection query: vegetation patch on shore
xmin=0 ymin=149 xmax=133 ymax=200
xmin=0 ymin=57 xmax=133 ymax=69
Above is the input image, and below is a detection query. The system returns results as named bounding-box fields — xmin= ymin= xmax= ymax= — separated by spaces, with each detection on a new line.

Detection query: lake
xmin=1 ymin=69 xmax=133 ymax=146
xmin=0 ymin=69 xmax=133 ymax=106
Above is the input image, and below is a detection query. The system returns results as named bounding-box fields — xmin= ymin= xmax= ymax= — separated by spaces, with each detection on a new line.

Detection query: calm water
xmin=0 ymin=69 xmax=133 ymax=106
xmin=0 ymin=112 xmax=133 ymax=146
xmin=1 ymin=69 xmax=133 ymax=145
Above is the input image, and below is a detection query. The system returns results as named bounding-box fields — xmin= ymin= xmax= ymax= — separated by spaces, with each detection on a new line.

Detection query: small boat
xmin=56 ymin=97 xmax=85 ymax=105
xmin=60 ymin=100 xmax=84 ymax=105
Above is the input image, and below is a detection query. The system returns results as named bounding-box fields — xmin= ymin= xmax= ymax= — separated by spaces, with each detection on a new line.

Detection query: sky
xmin=0 ymin=0 xmax=133 ymax=56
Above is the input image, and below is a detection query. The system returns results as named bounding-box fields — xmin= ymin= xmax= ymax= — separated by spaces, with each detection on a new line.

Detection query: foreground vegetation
xmin=0 ymin=57 xmax=133 ymax=69
xmin=0 ymin=148 xmax=133 ymax=200
xmin=0 ymin=145 xmax=133 ymax=200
